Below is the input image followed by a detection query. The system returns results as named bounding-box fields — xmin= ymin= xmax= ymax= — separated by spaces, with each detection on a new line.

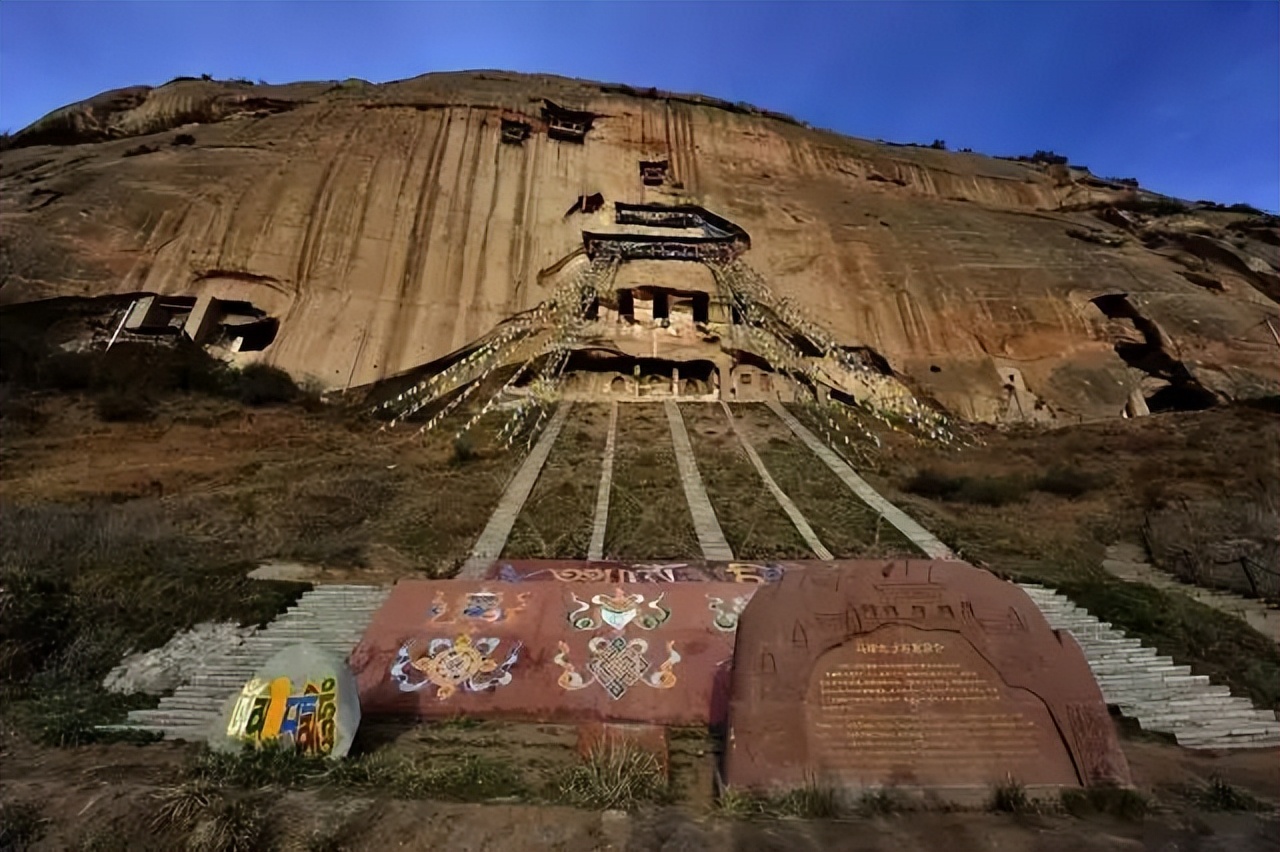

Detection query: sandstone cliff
xmin=2 ymin=70 xmax=1276 ymax=422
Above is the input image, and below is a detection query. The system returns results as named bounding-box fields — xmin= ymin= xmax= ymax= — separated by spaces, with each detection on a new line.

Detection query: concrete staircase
xmin=1019 ymin=583 xmax=1280 ymax=749
xmin=124 ymin=584 xmax=390 ymax=742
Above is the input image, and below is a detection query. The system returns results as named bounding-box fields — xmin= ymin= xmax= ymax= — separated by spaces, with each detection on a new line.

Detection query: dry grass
xmin=556 ymin=741 xmax=669 ymax=810
xmin=736 ymin=404 xmax=915 ymax=556
xmin=682 ymin=403 xmax=812 ymax=558
xmin=869 ymin=401 xmax=1280 ymax=709
xmin=503 ymin=405 xmax=607 ymax=559
xmin=604 ymin=405 xmax=701 ymax=559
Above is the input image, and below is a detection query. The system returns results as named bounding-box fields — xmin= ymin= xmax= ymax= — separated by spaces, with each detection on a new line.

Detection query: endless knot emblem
xmin=554 ymin=636 xmax=681 ymax=700
xmin=587 ymin=636 xmax=651 ymax=699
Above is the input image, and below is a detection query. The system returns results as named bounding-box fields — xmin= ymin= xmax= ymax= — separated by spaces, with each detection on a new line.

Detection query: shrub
xmin=988 ymin=777 xmax=1032 ymax=813
xmin=10 ymin=681 xmax=159 ymax=747
xmin=192 ymin=742 xmax=328 ymax=789
xmin=37 ymin=351 xmax=96 ymax=390
xmin=717 ymin=786 xmax=766 ymax=818
xmin=772 ymin=783 xmax=841 ymax=818
xmin=1060 ymin=785 xmax=1149 ymax=820
xmin=557 ymin=742 xmax=668 ymax=810
xmin=858 ymin=787 xmax=910 ymax=815
xmin=0 ymin=800 xmax=46 ymax=850
xmin=232 ymin=364 xmax=298 ymax=406
xmin=905 ymin=470 xmax=1029 ymax=506
xmin=95 ymin=391 xmax=157 ymax=422
xmin=186 ymin=799 xmax=267 ymax=852
xmin=904 ymin=469 xmax=964 ymax=500
xmin=1193 ymin=777 xmax=1267 ymax=812
xmin=907 ymin=467 xmax=1105 ymax=505
xmin=450 ymin=435 xmax=478 ymax=466
xmin=1033 ymin=466 xmax=1108 ymax=499
xmin=153 ymin=779 xmax=223 ymax=832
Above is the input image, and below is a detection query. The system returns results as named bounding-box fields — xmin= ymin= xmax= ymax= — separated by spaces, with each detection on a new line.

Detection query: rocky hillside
xmin=1 ymin=70 xmax=1276 ymax=422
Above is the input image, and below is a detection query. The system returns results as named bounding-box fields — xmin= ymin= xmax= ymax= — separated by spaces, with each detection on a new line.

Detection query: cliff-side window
xmin=501 ymin=119 xmax=530 ymax=145
xmin=639 ymin=160 xmax=669 ymax=186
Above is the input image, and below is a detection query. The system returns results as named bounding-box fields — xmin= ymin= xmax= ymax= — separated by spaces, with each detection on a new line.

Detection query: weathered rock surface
xmin=2 ymin=71 xmax=1276 ymax=421
xmin=724 ymin=561 xmax=1131 ymax=796
xmin=103 ymin=621 xmax=256 ymax=695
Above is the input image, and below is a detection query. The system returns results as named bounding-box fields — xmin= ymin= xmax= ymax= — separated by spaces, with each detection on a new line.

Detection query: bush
xmin=37 ymin=351 xmax=96 ymax=390
xmin=450 ymin=435 xmax=479 ymax=466
xmin=8 ymin=681 xmax=159 ymax=747
xmin=1060 ymin=785 xmax=1149 ymax=820
xmin=717 ymin=786 xmax=767 ymax=818
xmin=1192 ymin=777 xmax=1267 ymax=812
xmin=906 ymin=466 xmax=1106 ymax=505
xmin=858 ymin=787 xmax=911 ymax=815
xmin=1033 ymin=466 xmax=1108 ymax=499
xmin=0 ymin=800 xmax=46 ymax=850
xmin=905 ymin=470 xmax=1029 ymax=506
xmin=232 ymin=364 xmax=297 ymax=406
xmin=192 ymin=742 xmax=328 ymax=789
xmin=772 ymin=783 xmax=841 ymax=818
xmin=95 ymin=392 xmax=157 ymax=422
xmin=186 ymin=799 xmax=267 ymax=852
xmin=153 ymin=778 xmax=223 ymax=832
xmin=988 ymin=778 xmax=1032 ymax=813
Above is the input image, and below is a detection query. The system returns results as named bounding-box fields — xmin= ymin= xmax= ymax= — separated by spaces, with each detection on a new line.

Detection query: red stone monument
xmin=723 ymin=561 xmax=1130 ymax=796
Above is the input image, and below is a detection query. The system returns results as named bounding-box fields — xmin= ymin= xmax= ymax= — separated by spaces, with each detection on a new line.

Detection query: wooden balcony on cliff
xmin=542 ymin=100 xmax=594 ymax=143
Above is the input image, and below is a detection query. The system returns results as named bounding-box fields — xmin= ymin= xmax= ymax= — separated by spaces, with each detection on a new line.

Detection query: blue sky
xmin=2 ymin=1 xmax=1276 ymax=210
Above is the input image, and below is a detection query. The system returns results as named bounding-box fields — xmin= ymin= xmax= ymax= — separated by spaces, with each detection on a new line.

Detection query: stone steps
xmin=1019 ymin=583 xmax=1280 ymax=749
xmin=120 ymin=584 xmax=390 ymax=742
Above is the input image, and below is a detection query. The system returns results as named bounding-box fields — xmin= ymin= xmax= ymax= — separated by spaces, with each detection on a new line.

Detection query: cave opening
xmin=1145 ymin=382 xmax=1219 ymax=413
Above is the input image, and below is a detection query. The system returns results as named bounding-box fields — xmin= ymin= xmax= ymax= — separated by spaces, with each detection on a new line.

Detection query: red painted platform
xmin=350 ymin=575 xmax=760 ymax=726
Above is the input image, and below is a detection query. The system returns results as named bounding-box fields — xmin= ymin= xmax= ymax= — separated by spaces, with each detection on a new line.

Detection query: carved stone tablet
xmin=723 ymin=560 xmax=1130 ymax=794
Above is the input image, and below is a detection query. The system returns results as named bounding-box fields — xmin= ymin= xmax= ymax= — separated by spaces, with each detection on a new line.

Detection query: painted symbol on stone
xmin=554 ymin=636 xmax=681 ymax=700
xmin=724 ymin=563 xmax=785 ymax=584
xmin=567 ymin=588 xmax=671 ymax=631
xmin=427 ymin=589 xmax=528 ymax=624
xmin=390 ymin=635 xmax=521 ymax=700
xmin=226 ymin=675 xmax=338 ymax=756
xmin=707 ymin=594 xmax=752 ymax=632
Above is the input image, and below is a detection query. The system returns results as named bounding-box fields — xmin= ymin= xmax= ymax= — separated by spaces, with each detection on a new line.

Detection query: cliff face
xmin=2 ymin=70 xmax=1276 ymax=422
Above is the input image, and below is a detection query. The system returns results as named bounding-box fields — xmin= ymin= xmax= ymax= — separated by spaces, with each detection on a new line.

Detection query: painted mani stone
xmin=225 ymin=676 xmax=338 ymax=755
xmin=213 ymin=644 xmax=360 ymax=758
xmin=390 ymin=634 xmax=520 ymax=700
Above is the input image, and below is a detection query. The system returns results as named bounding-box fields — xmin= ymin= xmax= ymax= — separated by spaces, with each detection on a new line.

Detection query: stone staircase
xmin=124 ymin=584 xmax=390 ymax=742
xmin=1020 ymin=583 xmax=1280 ymax=749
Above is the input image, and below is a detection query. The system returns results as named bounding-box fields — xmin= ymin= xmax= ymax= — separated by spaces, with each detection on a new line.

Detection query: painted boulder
xmin=211 ymin=643 xmax=360 ymax=759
